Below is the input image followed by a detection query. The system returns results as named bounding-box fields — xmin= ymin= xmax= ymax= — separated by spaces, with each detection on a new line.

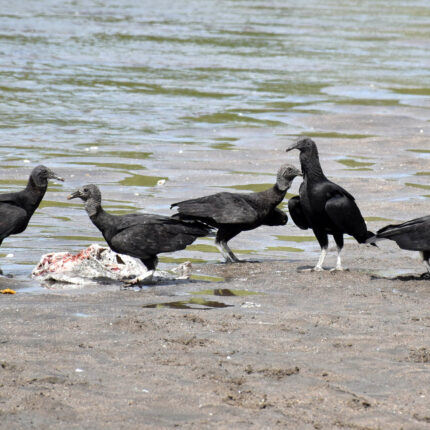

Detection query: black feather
xmin=286 ymin=138 xmax=372 ymax=269
xmin=171 ymin=164 xmax=301 ymax=262
xmin=70 ymin=184 xmax=212 ymax=271
xmin=0 ymin=165 xmax=62 ymax=249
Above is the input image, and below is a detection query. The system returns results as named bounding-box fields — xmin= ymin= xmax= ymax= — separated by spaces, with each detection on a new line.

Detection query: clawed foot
xmin=224 ymin=257 xmax=241 ymax=264
xmin=300 ymin=266 xmax=324 ymax=272
xmin=123 ymin=271 xmax=155 ymax=286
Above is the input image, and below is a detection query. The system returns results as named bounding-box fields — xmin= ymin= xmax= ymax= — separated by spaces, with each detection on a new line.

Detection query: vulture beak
xmin=286 ymin=142 xmax=299 ymax=152
xmin=67 ymin=190 xmax=81 ymax=200
xmin=48 ymin=170 xmax=65 ymax=182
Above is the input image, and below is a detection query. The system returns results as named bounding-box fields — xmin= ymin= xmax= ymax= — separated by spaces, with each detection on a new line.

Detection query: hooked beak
xmin=67 ymin=190 xmax=81 ymax=200
xmin=286 ymin=142 xmax=299 ymax=152
xmin=48 ymin=170 xmax=64 ymax=182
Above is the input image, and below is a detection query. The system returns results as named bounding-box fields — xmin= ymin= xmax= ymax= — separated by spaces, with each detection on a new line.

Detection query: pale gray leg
xmin=419 ymin=252 xmax=430 ymax=276
xmin=124 ymin=257 xmax=158 ymax=285
xmin=330 ymin=246 xmax=344 ymax=271
xmin=314 ymin=247 xmax=327 ymax=271
xmin=216 ymin=240 xmax=240 ymax=263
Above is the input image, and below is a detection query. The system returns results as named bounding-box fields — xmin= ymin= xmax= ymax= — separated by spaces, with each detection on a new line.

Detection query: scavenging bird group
xmin=1 ymin=137 xmax=429 ymax=282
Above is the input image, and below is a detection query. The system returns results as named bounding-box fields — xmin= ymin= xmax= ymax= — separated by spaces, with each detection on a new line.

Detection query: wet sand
xmin=1 ymin=110 xmax=430 ymax=430
xmin=1 ymin=241 xmax=430 ymax=429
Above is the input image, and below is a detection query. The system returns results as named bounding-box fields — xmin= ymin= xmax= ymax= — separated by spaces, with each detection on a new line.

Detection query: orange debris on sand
xmin=0 ymin=288 xmax=16 ymax=294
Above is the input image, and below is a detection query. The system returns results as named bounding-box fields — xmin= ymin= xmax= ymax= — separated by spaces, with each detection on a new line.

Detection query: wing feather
xmin=376 ymin=215 xmax=430 ymax=251
xmin=325 ymin=194 xmax=368 ymax=242
xmin=172 ymin=192 xmax=259 ymax=225
xmin=109 ymin=219 xmax=207 ymax=259
xmin=0 ymin=204 xmax=28 ymax=241
xmin=288 ymin=196 xmax=309 ymax=230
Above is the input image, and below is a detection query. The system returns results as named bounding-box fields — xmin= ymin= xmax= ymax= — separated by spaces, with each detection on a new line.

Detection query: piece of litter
xmin=241 ymin=302 xmax=261 ymax=308
xmin=0 ymin=289 xmax=16 ymax=295
xmin=23 ymin=159 xmax=30 ymax=163
xmin=6 ymin=254 xmax=14 ymax=258
xmin=142 ymin=389 xmax=149 ymax=393
xmin=75 ymin=368 xmax=84 ymax=373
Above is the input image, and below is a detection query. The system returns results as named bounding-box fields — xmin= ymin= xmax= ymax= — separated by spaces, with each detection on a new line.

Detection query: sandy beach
xmin=1 ymin=1 xmax=430 ymax=428
xmin=1 ymin=241 xmax=430 ymax=429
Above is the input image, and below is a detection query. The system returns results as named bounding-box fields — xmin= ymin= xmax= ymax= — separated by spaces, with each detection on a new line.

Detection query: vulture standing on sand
xmin=171 ymin=164 xmax=302 ymax=262
xmin=367 ymin=216 xmax=430 ymax=277
xmin=286 ymin=138 xmax=373 ymax=271
xmin=0 ymin=165 xmax=64 ymax=273
xmin=68 ymin=184 xmax=212 ymax=283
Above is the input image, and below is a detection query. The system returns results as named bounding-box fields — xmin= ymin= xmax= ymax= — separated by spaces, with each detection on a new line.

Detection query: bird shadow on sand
xmin=296 ymin=265 xmax=351 ymax=273
xmin=120 ymin=277 xmax=219 ymax=289
xmin=219 ymin=259 xmax=263 ymax=265
xmin=370 ymin=273 xmax=430 ymax=282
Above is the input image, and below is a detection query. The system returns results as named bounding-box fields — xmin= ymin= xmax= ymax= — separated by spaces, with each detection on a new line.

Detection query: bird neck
xmin=275 ymin=179 xmax=293 ymax=193
xmin=85 ymin=198 xmax=104 ymax=220
xmin=23 ymin=176 xmax=48 ymax=211
xmin=264 ymin=184 xmax=287 ymax=206
xmin=300 ymin=151 xmax=327 ymax=182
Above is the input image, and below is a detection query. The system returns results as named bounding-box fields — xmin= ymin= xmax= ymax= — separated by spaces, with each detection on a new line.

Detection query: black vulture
xmin=68 ymin=184 xmax=212 ymax=283
xmin=0 ymin=165 xmax=64 ymax=273
xmin=286 ymin=138 xmax=373 ymax=271
xmin=367 ymin=216 xmax=430 ymax=277
xmin=170 ymin=164 xmax=302 ymax=262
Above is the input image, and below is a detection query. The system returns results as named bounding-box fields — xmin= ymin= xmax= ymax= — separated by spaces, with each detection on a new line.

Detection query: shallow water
xmin=1 ymin=0 xmax=429 ymax=290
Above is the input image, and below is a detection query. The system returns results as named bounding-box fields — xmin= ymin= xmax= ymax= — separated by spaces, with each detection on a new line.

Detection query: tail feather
xmin=365 ymin=231 xmax=379 ymax=247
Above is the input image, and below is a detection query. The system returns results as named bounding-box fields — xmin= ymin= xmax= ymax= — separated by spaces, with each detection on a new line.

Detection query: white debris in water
xmin=157 ymin=179 xmax=166 ymax=186
xmin=5 ymin=254 xmax=14 ymax=258
xmin=241 ymin=302 xmax=261 ymax=308
xmin=32 ymin=244 xmax=192 ymax=285
xmin=85 ymin=146 xmax=99 ymax=152
xmin=23 ymin=159 xmax=30 ymax=163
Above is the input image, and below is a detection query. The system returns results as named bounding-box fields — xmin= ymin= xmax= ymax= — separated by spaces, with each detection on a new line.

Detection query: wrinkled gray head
xmin=68 ymin=184 xmax=102 ymax=217
xmin=276 ymin=163 xmax=302 ymax=191
xmin=286 ymin=137 xmax=318 ymax=154
xmin=31 ymin=165 xmax=64 ymax=187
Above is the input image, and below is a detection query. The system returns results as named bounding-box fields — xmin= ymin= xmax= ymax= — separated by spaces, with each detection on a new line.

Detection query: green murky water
xmin=336 ymin=159 xmax=375 ymax=170
xmin=1 ymin=0 xmax=429 ymax=285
